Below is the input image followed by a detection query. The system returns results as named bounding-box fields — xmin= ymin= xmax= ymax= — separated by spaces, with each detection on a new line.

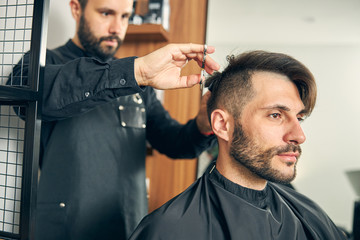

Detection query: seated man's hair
xmin=206 ymin=51 xmax=317 ymax=121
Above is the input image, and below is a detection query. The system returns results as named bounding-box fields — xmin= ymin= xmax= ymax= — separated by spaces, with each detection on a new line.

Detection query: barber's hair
xmin=206 ymin=50 xmax=317 ymax=121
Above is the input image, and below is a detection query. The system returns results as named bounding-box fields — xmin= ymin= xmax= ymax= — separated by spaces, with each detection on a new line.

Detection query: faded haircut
xmin=206 ymin=50 xmax=317 ymax=121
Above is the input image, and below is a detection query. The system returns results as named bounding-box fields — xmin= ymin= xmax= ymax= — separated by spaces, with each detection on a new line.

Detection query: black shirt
xmin=9 ymin=40 xmax=215 ymax=240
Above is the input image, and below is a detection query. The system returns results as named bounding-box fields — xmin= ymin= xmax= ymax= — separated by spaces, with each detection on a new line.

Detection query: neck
xmin=72 ymin=35 xmax=84 ymax=50
xmin=216 ymin=152 xmax=267 ymax=190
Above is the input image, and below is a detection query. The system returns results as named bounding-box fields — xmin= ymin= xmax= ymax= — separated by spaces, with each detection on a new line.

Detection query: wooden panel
xmin=116 ymin=0 xmax=208 ymax=213
xmin=147 ymin=0 xmax=208 ymax=212
xmin=125 ymin=24 xmax=170 ymax=42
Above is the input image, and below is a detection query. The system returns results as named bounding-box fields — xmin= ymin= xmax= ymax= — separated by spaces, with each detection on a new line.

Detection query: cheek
xmin=122 ymin=24 xmax=129 ymax=34
xmin=91 ymin=24 xmax=105 ymax=36
xmin=88 ymin=17 xmax=108 ymax=36
xmin=248 ymin=125 xmax=283 ymax=148
xmin=240 ymin=113 xmax=284 ymax=147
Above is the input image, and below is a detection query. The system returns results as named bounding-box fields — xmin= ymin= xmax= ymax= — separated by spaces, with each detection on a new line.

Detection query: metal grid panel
xmin=0 ymin=105 xmax=24 ymax=235
xmin=0 ymin=0 xmax=36 ymax=239
xmin=0 ymin=0 xmax=34 ymax=86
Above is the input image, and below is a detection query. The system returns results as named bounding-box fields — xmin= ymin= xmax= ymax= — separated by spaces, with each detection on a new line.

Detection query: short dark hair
xmin=206 ymin=50 xmax=317 ymax=121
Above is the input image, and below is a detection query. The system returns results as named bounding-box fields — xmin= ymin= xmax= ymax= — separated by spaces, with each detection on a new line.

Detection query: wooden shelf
xmin=125 ymin=24 xmax=170 ymax=42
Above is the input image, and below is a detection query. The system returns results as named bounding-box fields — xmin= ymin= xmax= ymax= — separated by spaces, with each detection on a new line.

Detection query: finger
xmin=183 ymin=48 xmax=216 ymax=60
xmin=177 ymin=43 xmax=216 ymax=55
xmin=179 ymin=74 xmax=201 ymax=88
xmin=194 ymin=55 xmax=220 ymax=73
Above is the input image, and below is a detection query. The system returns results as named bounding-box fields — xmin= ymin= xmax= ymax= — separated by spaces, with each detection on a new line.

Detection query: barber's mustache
xmin=99 ymin=35 xmax=121 ymax=43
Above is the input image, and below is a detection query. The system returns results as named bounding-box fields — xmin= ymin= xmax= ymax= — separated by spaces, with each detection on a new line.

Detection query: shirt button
xmin=59 ymin=202 xmax=66 ymax=208
xmin=119 ymin=79 xmax=126 ymax=85
xmin=84 ymin=92 xmax=90 ymax=97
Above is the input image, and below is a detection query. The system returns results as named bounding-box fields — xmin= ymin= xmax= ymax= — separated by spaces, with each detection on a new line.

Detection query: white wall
xmin=47 ymin=1 xmax=74 ymax=49
xmin=207 ymin=0 xmax=360 ymax=232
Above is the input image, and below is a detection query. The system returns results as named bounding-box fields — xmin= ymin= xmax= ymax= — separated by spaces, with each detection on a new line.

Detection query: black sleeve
xmin=8 ymin=50 xmax=143 ymax=121
xmin=144 ymin=88 xmax=216 ymax=159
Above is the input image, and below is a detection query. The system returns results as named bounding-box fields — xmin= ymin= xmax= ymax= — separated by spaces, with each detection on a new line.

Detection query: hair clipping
xmin=207 ymin=80 xmax=214 ymax=92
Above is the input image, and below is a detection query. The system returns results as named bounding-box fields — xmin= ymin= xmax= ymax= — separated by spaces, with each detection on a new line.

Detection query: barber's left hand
xmin=134 ymin=43 xmax=220 ymax=90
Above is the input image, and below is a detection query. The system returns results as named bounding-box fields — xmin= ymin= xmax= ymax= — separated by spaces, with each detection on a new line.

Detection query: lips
xmin=279 ymin=152 xmax=300 ymax=158
xmin=277 ymin=152 xmax=299 ymax=163
xmin=100 ymin=36 xmax=120 ymax=47
xmin=104 ymin=40 xmax=117 ymax=47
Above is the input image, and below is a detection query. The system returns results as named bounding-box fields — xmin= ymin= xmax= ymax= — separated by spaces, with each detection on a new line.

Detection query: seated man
xmin=129 ymin=50 xmax=347 ymax=240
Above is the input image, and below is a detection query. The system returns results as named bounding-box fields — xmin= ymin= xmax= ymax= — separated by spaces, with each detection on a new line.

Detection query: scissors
xmin=200 ymin=44 xmax=207 ymax=94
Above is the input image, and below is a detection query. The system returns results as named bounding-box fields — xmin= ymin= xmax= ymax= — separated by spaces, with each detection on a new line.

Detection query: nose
xmin=109 ymin=16 xmax=126 ymax=35
xmin=283 ymin=118 xmax=306 ymax=145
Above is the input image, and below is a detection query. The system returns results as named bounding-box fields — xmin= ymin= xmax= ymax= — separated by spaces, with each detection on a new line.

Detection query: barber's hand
xmin=134 ymin=43 xmax=220 ymax=89
xmin=196 ymin=91 xmax=213 ymax=135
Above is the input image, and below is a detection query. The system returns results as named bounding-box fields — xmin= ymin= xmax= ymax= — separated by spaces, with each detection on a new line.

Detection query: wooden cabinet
xmin=125 ymin=24 xmax=170 ymax=42
xmin=115 ymin=0 xmax=208 ymax=212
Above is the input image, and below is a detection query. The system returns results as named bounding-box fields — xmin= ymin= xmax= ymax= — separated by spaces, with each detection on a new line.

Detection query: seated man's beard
xmin=229 ymin=122 xmax=301 ymax=184
xmin=78 ymin=15 xmax=122 ymax=61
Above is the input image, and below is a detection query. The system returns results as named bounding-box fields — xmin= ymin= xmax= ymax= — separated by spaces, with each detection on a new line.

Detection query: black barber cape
xmin=129 ymin=163 xmax=346 ymax=240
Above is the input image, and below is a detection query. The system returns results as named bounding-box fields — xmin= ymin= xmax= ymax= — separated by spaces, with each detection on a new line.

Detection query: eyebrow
xmin=261 ymin=104 xmax=307 ymax=115
xmin=98 ymin=7 xmax=114 ymax=12
xmin=98 ymin=6 xmax=132 ymax=13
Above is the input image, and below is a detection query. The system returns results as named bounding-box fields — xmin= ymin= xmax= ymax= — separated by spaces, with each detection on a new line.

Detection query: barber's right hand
xmin=134 ymin=43 xmax=220 ymax=90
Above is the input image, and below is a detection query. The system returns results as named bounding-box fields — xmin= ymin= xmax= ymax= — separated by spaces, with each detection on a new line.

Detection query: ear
xmin=211 ymin=109 xmax=231 ymax=142
xmin=70 ymin=0 xmax=82 ymax=22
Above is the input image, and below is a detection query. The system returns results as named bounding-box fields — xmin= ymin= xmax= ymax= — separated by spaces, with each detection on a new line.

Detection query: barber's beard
xmin=229 ymin=122 xmax=301 ymax=184
xmin=78 ymin=14 xmax=122 ymax=61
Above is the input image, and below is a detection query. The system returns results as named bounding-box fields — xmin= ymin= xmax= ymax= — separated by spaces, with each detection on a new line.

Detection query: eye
xmin=297 ymin=116 xmax=306 ymax=123
xmin=269 ymin=113 xmax=281 ymax=119
xmin=101 ymin=11 xmax=110 ymax=17
xmin=122 ymin=13 xmax=130 ymax=19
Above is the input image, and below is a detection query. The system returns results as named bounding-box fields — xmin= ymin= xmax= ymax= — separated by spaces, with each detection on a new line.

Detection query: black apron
xmin=36 ymin=94 xmax=147 ymax=240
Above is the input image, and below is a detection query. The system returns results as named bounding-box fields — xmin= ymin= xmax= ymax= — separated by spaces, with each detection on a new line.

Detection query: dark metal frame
xmin=0 ymin=0 xmax=49 ymax=239
xmin=353 ymin=200 xmax=360 ymax=240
